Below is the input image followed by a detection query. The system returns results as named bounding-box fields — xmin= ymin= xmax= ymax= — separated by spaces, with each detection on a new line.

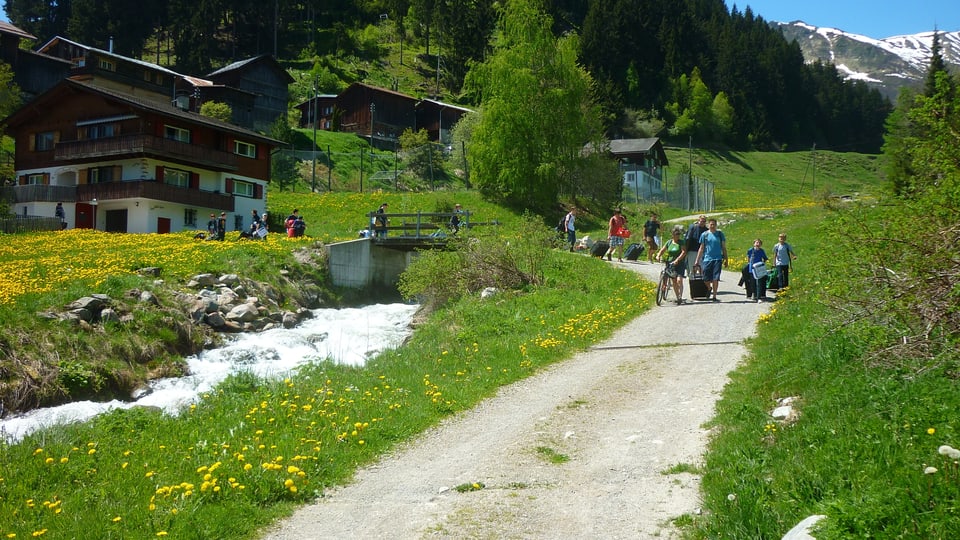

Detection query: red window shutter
xmin=18 ymin=174 xmax=26 ymax=185
xmin=43 ymin=173 xmax=51 ymax=185
xmin=156 ymin=166 xmax=164 ymax=182
xmin=254 ymin=184 xmax=263 ymax=199
xmin=225 ymin=177 xmax=234 ymax=193
xmin=189 ymin=173 xmax=199 ymax=189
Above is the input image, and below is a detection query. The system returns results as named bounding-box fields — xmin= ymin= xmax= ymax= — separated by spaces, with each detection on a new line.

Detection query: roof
xmin=3 ymin=78 xmax=282 ymax=146
xmin=583 ymin=138 xmax=669 ymax=166
xmin=36 ymin=36 xmax=184 ymax=79
xmin=608 ymin=138 xmax=662 ymax=155
xmin=207 ymin=54 xmax=295 ymax=84
xmin=416 ymin=98 xmax=473 ymax=114
xmin=0 ymin=20 xmax=37 ymax=41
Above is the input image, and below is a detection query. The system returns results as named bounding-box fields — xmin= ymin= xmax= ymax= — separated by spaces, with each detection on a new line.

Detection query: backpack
xmin=557 ymin=216 xmax=567 ymax=233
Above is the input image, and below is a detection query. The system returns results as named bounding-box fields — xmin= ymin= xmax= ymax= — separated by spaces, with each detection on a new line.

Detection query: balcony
xmin=76 ymin=181 xmax=235 ymax=211
xmin=55 ymin=134 xmax=239 ymax=171
xmin=0 ymin=184 xmax=79 ymax=203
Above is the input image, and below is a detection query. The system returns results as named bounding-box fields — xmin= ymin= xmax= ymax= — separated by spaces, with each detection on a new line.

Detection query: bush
xmin=398 ymin=215 xmax=553 ymax=309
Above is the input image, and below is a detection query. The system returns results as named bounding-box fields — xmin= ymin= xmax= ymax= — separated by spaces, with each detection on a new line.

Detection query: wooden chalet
xmin=296 ymin=82 xmax=472 ymax=147
xmin=33 ymin=37 xmax=290 ymax=132
xmin=0 ymin=21 xmax=71 ymax=99
xmin=584 ymin=138 xmax=669 ymax=200
xmin=207 ymin=55 xmax=295 ymax=132
xmin=2 ymin=79 xmax=280 ymax=234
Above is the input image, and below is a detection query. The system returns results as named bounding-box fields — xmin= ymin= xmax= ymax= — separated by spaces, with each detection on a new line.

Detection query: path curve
xmin=262 ymin=261 xmax=766 ymax=539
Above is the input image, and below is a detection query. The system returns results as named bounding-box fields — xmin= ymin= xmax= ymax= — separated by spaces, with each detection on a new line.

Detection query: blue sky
xmin=729 ymin=0 xmax=960 ymax=38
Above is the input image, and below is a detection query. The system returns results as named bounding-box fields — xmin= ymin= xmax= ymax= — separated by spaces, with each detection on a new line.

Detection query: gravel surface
xmin=262 ymin=259 xmax=767 ymax=540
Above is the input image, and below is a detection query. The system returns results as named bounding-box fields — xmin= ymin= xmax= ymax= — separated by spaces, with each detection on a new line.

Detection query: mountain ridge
xmin=774 ymin=21 xmax=960 ymax=100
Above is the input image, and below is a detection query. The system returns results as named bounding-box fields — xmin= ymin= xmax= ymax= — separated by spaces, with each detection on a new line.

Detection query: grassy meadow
xmin=4 ymin=147 xmax=957 ymax=538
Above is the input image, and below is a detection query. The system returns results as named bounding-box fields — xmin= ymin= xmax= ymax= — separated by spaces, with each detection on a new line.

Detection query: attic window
xmin=98 ymin=58 xmax=115 ymax=71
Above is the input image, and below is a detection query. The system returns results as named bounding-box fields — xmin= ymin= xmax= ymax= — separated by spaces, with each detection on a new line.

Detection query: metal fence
xmin=667 ymin=173 xmax=715 ymax=213
xmin=0 ymin=215 xmax=64 ymax=234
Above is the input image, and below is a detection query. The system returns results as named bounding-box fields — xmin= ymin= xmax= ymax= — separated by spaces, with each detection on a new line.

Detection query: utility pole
xmin=311 ymin=78 xmax=318 ymax=192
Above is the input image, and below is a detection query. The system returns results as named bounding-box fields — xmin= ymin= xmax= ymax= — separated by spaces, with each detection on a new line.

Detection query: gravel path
xmin=262 ymin=260 xmax=766 ymax=539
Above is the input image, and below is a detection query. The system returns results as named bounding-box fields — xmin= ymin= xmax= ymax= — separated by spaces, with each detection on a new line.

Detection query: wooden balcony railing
xmin=55 ymin=134 xmax=239 ymax=171
xmin=0 ymin=184 xmax=79 ymax=203
xmin=77 ymin=181 xmax=235 ymax=211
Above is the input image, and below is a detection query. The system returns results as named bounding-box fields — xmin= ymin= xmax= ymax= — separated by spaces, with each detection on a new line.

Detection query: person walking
xmin=604 ymin=208 xmax=628 ymax=262
xmin=656 ymin=225 xmax=688 ymax=304
xmin=694 ymin=218 xmax=728 ymax=302
xmin=374 ymin=203 xmax=389 ymax=238
xmin=643 ymin=213 xmax=661 ymax=263
xmin=55 ymin=202 xmax=66 ymax=228
xmin=773 ymin=232 xmax=798 ymax=290
xmin=563 ymin=207 xmax=577 ymax=252
xmin=747 ymin=238 xmax=769 ymax=302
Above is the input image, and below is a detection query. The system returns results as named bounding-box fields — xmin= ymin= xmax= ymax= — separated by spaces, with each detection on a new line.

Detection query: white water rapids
xmin=0 ymin=303 xmax=420 ymax=443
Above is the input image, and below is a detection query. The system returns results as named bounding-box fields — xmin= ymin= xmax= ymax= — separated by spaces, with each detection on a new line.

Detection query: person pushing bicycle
xmin=656 ymin=225 xmax=688 ymax=305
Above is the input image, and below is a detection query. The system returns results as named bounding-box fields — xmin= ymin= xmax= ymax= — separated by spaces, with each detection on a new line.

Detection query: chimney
xmin=109 ymin=36 xmax=114 ymax=53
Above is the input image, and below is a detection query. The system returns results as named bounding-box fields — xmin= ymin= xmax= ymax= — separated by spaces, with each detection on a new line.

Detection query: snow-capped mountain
xmin=774 ymin=21 xmax=960 ymax=100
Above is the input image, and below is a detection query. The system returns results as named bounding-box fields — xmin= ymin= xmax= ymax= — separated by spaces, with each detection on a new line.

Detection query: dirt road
xmin=262 ymin=260 xmax=766 ymax=539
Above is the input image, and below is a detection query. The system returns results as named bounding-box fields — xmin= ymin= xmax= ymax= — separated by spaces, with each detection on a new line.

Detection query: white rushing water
xmin=0 ymin=303 xmax=420 ymax=443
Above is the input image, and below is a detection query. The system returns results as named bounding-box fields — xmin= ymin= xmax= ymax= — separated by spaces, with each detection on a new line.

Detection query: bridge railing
xmin=363 ymin=211 xmax=498 ymax=239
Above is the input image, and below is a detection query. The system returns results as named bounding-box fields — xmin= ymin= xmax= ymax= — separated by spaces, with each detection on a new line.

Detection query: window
xmin=27 ymin=174 xmax=46 ymax=185
xmin=164 ymin=125 xmax=191 ymax=143
xmin=89 ymin=166 xmax=117 ymax=184
xmin=164 ymin=168 xmax=190 ymax=188
xmin=84 ymin=123 xmax=116 ymax=140
xmin=184 ymin=208 xmax=197 ymax=227
xmin=234 ymin=140 xmax=256 ymax=158
xmin=232 ymin=180 xmax=254 ymax=197
xmin=98 ymin=58 xmax=115 ymax=71
xmin=34 ymin=132 xmax=56 ymax=151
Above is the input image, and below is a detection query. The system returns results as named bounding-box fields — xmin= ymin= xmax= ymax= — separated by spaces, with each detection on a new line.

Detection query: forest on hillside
xmin=4 ymin=0 xmax=893 ymax=152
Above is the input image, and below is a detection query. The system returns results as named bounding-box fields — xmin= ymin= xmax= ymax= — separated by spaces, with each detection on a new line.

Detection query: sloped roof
xmin=207 ymin=54 xmax=295 ymax=84
xmin=3 ymin=78 xmax=281 ymax=146
xmin=0 ymin=20 xmax=37 ymax=41
xmin=36 ymin=36 xmax=183 ymax=78
xmin=583 ymin=138 xmax=669 ymax=166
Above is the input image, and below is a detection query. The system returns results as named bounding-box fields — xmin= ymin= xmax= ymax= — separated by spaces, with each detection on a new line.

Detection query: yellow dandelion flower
xmin=928 ymin=428 xmax=936 ymax=435
xmin=112 ymin=516 xmax=122 ymax=523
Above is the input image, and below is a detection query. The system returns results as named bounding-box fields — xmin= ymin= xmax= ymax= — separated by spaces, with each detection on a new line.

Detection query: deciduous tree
xmin=464 ymin=0 xmax=608 ymax=212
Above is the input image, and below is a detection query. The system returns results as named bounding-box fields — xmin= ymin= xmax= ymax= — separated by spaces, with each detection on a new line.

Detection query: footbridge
xmin=326 ymin=211 xmax=499 ymax=289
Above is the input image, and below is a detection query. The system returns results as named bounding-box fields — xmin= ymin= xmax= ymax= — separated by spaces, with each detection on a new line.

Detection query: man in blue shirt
xmin=694 ymin=218 xmax=728 ymax=302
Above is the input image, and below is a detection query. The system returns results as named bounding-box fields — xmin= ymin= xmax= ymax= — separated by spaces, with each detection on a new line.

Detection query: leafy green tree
xmin=464 ymin=0 xmax=608 ymax=211
xmin=399 ymin=128 xmax=441 ymax=180
xmin=0 ymin=60 xmax=22 ymax=120
xmin=199 ymin=101 xmax=232 ymax=123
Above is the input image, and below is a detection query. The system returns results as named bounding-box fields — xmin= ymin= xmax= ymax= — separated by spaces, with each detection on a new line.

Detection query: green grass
xmin=7 ymin=148 xmax=952 ymax=538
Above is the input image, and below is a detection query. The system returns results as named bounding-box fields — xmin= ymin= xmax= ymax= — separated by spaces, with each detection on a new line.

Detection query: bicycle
xmin=656 ymin=261 xmax=678 ymax=306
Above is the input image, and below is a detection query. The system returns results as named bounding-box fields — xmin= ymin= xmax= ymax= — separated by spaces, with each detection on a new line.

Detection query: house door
xmin=105 ymin=209 xmax=128 ymax=233
xmin=76 ymin=203 xmax=94 ymax=229
xmin=157 ymin=217 xmax=171 ymax=234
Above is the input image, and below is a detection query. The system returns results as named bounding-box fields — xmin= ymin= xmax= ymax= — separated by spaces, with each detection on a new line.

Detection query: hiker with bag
xmin=747 ymin=238 xmax=769 ymax=302
xmin=604 ymin=208 xmax=629 ymax=262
